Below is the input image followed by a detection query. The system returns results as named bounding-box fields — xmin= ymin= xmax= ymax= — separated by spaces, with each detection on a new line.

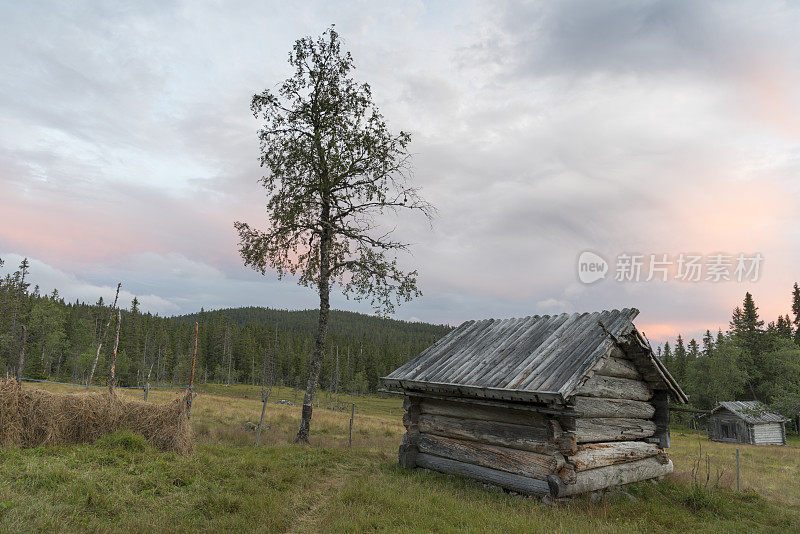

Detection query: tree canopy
xmin=661 ymin=285 xmax=800 ymax=422
xmin=235 ymin=27 xmax=434 ymax=315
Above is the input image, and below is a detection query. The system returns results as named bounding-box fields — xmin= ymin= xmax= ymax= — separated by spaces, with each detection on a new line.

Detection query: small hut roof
xmin=712 ymin=401 xmax=789 ymax=424
xmin=382 ymin=308 xmax=686 ymax=404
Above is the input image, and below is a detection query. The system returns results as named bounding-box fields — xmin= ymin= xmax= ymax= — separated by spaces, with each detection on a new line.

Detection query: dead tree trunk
xmin=144 ymin=361 xmax=154 ymax=401
xmin=87 ymin=283 xmax=121 ymax=389
xmin=140 ymin=330 xmax=149 ymax=388
xmin=108 ymin=309 xmax=121 ymax=393
xmin=15 ymin=325 xmax=27 ymax=379
xmin=255 ymin=389 xmax=270 ymax=446
xmin=224 ymin=325 xmax=232 ymax=386
xmin=54 ymin=349 xmax=63 ymax=379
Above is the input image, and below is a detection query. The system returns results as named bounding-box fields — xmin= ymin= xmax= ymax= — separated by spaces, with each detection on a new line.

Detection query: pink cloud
xmin=0 ymin=173 xmax=263 ymax=274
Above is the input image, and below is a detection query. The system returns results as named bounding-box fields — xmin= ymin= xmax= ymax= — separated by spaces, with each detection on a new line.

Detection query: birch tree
xmin=235 ymin=27 xmax=433 ymax=443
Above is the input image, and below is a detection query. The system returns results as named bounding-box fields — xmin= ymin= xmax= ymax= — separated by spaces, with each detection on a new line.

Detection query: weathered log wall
xmin=417 ymin=434 xmax=563 ymax=479
xmin=572 ymin=417 xmax=656 ymax=443
xmin=416 ymin=453 xmax=551 ymax=495
xmin=399 ymin=396 xmax=421 ymax=469
xmin=402 ymin=395 xmax=568 ymax=488
xmin=419 ymin=398 xmax=550 ymax=427
xmin=572 ymin=396 xmax=655 ymax=419
xmin=593 ymin=356 xmax=640 ymax=380
xmin=549 ymin=457 xmax=673 ymax=497
xmin=752 ymin=422 xmax=785 ymax=446
xmin=417 ymin=413 xmax=554 ymax=453
xmin=566 ymin=441 xmax=663 ymax=471
xmin=399 ymin=353 xmax=672 ymax=497
xmin=577 ymin=375 xmax=652 ymax=402
xmin=569 ymin=351 xmax=663 ymax=446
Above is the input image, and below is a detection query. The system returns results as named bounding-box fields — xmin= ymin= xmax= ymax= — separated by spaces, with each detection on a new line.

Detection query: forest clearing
xmin=0 ymin=381 xmax=798 ymax=533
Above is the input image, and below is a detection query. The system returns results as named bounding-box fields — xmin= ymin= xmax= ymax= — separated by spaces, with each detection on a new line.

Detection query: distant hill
xmin=168 ymin=306 xmax=452 ymax=392
xmin=175 ymin=306 xmax=451 ymax=342
xmin=0 ymin=257 xmax=452 ymax=391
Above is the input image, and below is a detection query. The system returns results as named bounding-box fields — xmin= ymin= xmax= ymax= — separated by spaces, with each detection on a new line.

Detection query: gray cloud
xmin=469 ymin=0 xmax=800 ymax=80
xmin=1 ymin=0 xmax=799 ymax=344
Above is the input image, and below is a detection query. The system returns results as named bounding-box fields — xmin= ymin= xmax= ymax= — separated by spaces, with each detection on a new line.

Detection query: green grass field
xmin=1 ymin=383 xmax=798 ymax=533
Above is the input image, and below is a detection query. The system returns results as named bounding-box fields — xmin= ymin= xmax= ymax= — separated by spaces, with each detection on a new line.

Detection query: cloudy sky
xmin=2 ymin=0 xmax=799 ymax=343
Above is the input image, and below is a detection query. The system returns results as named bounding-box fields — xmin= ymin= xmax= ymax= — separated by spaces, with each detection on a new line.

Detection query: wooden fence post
xmin=255 ymin=389 xmax=270 ymax=446
xmin=736 ymin=448 xmax=740 ymax=491
xmin=143 ymin=382 xmax=150 ymax=401
xmin=349 ymin=403 xmax=355 ymax=447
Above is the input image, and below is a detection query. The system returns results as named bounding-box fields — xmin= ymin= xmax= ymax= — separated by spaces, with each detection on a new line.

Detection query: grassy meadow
xmin=1 ymin=382 xmax=798 ymax=533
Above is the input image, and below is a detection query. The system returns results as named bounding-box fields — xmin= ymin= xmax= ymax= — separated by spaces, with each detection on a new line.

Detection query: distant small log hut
xmin=707 ymin=401 xmax=788 ymax=446
xmin=381 ymin=309 xmax=688 ymax=498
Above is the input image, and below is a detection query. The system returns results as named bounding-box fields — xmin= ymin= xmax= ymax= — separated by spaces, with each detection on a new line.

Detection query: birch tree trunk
xmin=294 ymin=211 xmax=331 ymax=443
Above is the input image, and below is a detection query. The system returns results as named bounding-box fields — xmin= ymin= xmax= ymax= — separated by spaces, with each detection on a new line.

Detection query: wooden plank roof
xmin=382 ymin=308 xmax=686 ymax=404
xmin=713 ymin=401 xmax=789 ymax=424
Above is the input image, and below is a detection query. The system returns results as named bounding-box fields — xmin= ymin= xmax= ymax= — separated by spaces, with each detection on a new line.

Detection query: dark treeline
xmin=0 ymin=257 xmax=451 ymax=393
xmin=659 ymin=284 xmax=800 ymax=419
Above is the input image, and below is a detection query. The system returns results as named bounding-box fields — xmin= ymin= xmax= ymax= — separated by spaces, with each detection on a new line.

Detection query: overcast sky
xmin=2 ymin=0 xmax=799 ymax=343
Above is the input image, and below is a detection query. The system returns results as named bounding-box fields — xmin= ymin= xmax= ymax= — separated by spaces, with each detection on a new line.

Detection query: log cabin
xmin=381 ymin=309 xmax=688 ymax=497
xmin=707 ymin=401 xmax=788 ymax=446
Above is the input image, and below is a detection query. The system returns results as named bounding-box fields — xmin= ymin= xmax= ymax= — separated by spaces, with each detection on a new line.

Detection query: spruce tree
xmin=702 ymin=329 xmax=714 ymax=357
xmin=774 ymin=315 xmax=793 ymax=340
xmin=730 ymin=292 xmax=765 ymax=400
xmin=687 ymin=338 xmax=700 ymax=360
xmin=662 ymin=341 xmax=673 ymax=370
xmin=793 ymin=282 xmax=800 ymax=346
xmin=9 ymin=258 xmax=31 ymax=370
xmin=673 ymin=335 xmax=687 ymax=383
xmin=729 ymin=293 xmax=765 ymax=359
xmin=729 ymin=306 xmax=744 ymax=333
